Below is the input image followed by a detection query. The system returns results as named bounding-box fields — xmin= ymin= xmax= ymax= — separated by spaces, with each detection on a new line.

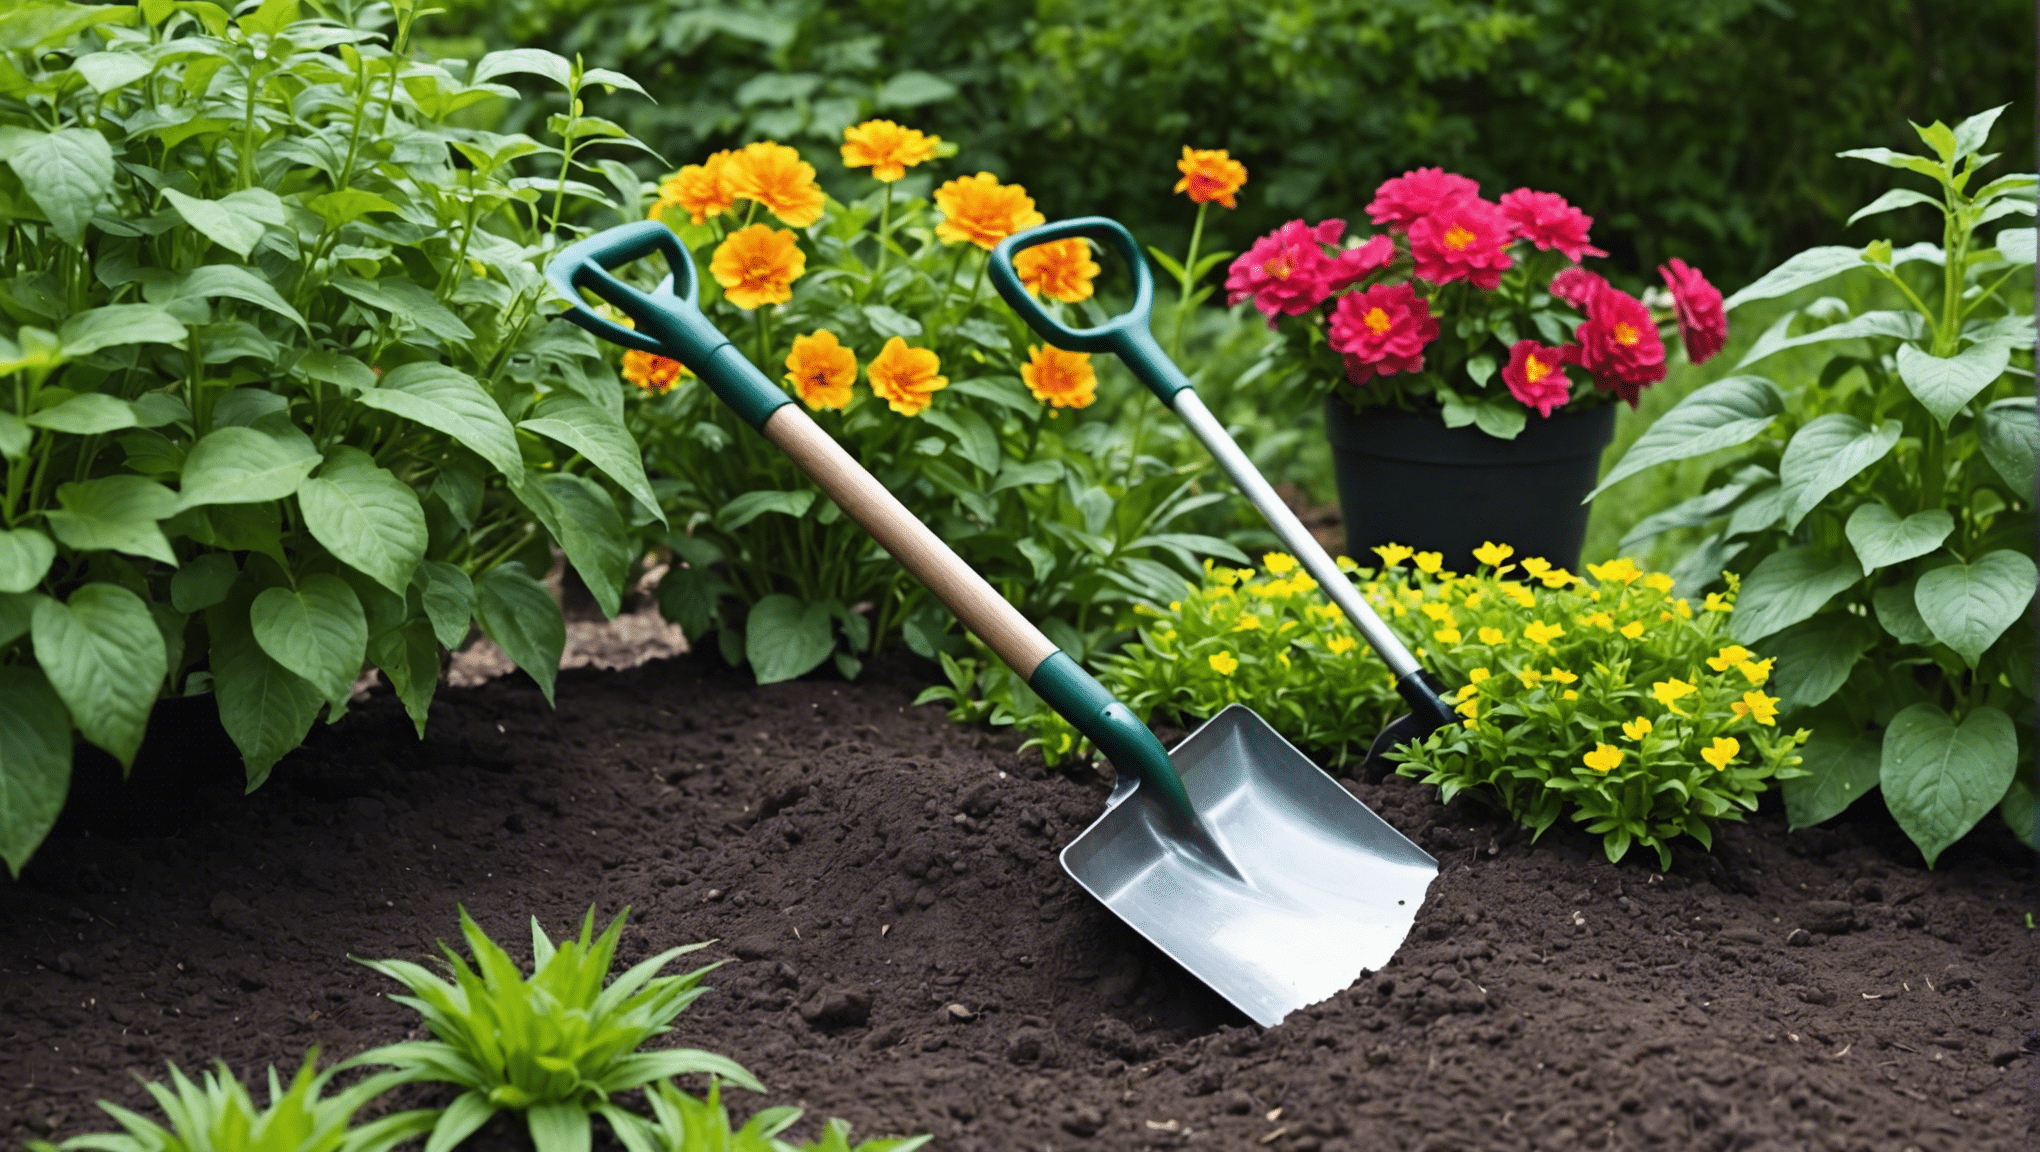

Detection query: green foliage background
xmin=425 ymin=0 xmax=2033 ymax=287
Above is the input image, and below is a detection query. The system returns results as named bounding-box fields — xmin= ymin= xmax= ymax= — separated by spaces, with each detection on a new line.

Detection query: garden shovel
xmin=548 ymin=221 xmax=1437 ymax=1027
xmin=989 ymin=217 xmax=1460 ymax=768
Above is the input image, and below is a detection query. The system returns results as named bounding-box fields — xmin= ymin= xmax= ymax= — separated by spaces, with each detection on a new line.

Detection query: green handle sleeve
xmin=546 ymin=221 xmax=791 ymax=431
xmin=1028 ymin=650 xmax=1199 ymax=828
xmin=989 ymin=217 xmax=1195 ymax=408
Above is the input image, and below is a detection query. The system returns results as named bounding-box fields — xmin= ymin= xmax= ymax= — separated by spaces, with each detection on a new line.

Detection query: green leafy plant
xmin=26 ymin=1050 xmax=432 ymax=1152
xmin=613 ymin=1078 xmax=930 ymax=1152
xmin=350 ymin=906 xmax=754 ymax=1152
xmin=1594 ymin=107 xmax=2036 ymax=864
xmin=0 ymin=0 xmax=662 ymax=874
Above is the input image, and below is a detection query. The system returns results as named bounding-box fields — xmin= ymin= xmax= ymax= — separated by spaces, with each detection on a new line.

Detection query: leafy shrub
xmin=1594 ymin=108 xmax=2037 ymax=863
xmin=0 ymin=1 xmax=659 ymax=873
xmin=624 ymin=1078 xmax=931 ymax=1152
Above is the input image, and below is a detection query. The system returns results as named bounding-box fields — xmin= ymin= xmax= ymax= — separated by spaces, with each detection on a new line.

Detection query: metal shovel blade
xmin=1061 ymin=704 xmax=1438 ymax=1027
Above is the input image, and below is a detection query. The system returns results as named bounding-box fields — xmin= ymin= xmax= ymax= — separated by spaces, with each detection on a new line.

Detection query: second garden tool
xmin=548 ymin=221 xmax=1436 ymax=1027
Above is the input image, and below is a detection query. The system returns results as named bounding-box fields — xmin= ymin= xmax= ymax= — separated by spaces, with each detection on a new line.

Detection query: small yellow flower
xmin=1235 ymin=568 xmax=1256 ymax=584
xmin=934 ymin=171 xmax=1045 ymax=249
xmin=1020 ymin=344 xmax=1097 ymax=409
xmin=1581 ymin=611 xmax=1615 ymax=630
xmin=1477 ymin=626 xmax=1505 ymax=646
xmin=1472 ymin=541 xmax=1514 ymax=568
xmin=1673 ymin=598 xmax=1693 ymax=619
xmin=1562 ymin=689 xmax=1578 ymax=700
xmin=1335 ymin=555 xmax=1360 ymax=573
xmin=621 ymin=350 xmax=687 ymax=394
xmin=1232 ymin=614 xmax=1261 ymax=632
xmin=724 ymin=141 xmax=826 ymax=227
xmin=1518 ymin=668 xmax=1544 ymax=687
xmin=1524 ymin=620 xmax=1565 ymax=646
xmin=1263 ymin=552 xmax=1299 ymax=575
xmin=1168 ymin=601 xmax=1182 ymax=612
xmin=1455 ymin=683 xmax=1478 ymax=702
xmin=1414 ymin=551 xmax=1444 ymax=575
xmin=1468 ymin=668 xmax=1492 ymax=683
xmin=1702 ymin=592 xmax=1733 ymax=613
xmin=1706 ymin=645 xmax=1754 ymax=672
xmin=1643 ymin=573 xmax=1675 ymax=593
xmin=1208 ymin=561 xmax=1239 ymax=588
xmin=1456 ymin=697 xmax=1479 ymax=718
xmin=1584 ymin=744 xmax=1623 ymax=773
xmin=1586 ymin=558 xmax=1643 ymax=585
xmin=866 ymin=336 xmax=947 ymax=416
xmin=782 ymin=329 xmax=857 ymax=411
xmin=1014 ymin=238 xmax=1101 ymax=303
xmin=1208 ymin=651 xmax=1239 ymax=676
xmin=1537 ymin=568 xmax=1577 ymax=589
xmin=652 ymin=150 xmax=737 ymax=225
xmin=1731 ymin=690 xmax=1780 ymax=726
xmin=1373 ymin=543 xmax=1414 ymax=568
xmin=1420 ymin=602 xmax=1453 ymax=622
xmin=1326 ymin=634 xmax=1357 ymax=656
xmin=1547 ymin=668 xmax=1578 ymax=684
xmin=1435 ymin=628 xmax=1462 ymax=644
xmin=1173 ymin=146 xmax=1248 ymax=207
xmin=1619 ymin=621 xmax=1645 ymax=640
xmin=1650 ymin=678 xmax=1698 ymax=716
xmin=710 ymin=223 xmax=807 ymax=310
xmin=1463 ymin=590 xmax=1483 ymax=608
xmin=840 ymin=119 xmax=941 ymax=182
xmin=1701 ymin=736 xmax=1740 ymax=771
xmin=1520 ymin=557 xmax=1552 ymax=578
xmin=1503 ymin=582 xmax=1537 ymax=609
xmin=1621 ymin=716 xmax=1652 ymax=741
xmin=1289 ymin=572 xmax=1317 ymax=593
xmin=1739 ymin=658 xmax=1774 ymax=687
xmin=1462 ymin=718 xmax=1480 ymax=730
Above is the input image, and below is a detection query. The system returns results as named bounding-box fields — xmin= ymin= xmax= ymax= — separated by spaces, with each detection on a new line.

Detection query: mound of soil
xmin=3 ymin=651 xmax=2035 ymax=1151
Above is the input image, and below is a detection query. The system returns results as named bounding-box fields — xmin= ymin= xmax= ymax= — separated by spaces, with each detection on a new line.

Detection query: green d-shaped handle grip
xmin=989 ymin=216 xmax=1195 ymax=408
xmin=546 ymin=220 xmax=792 ymax=431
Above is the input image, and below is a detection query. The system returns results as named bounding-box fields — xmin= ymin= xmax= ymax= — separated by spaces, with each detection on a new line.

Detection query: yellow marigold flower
xmin=1707 ymin=645 xmax=1754 ymax=672
xmin=934 ymin=172 xmax=1044 ymax=249
xmin=866 ymin=336 xmax=947 ymax=416
xmin=1650 ymin=677 xmax=1697 ymax=715
xmin=1477 ymin=626 xmax=1505 ymax=646
xmin=1619 ymin=621 xmax=1645 ymax=640
xmin=1472 ymin=541 xmax=1514 ymax=568
xmin=1326 ymin=634 xmax=1357 ymax=656
xmin=653 ymin=150 xmax=737 ymax=225
xmin=1435 ymin=627 xmax=1462 ymax=644
xmin=1643 ymin=572 xmax=1675 ymax=593
xmin=710 ymin=224 xmax=806 ymax=310
xmin=1518 ymin=668 xmax=1544 ymax=687
xmin=1232 ymin=614 xmax=1261 ymax=632
xmin=1468 ymin=667 xmax=1491 ymax=683
xmin=1702 ymin=592 xmax=1733 ymax=613
xmin=1373 ymin=543 xmax=1414 ymax=568
xmin=1336 ymin=555 xmax=1360 ymax=573
xmin=1524 ymin=620 xmax=1564 ymax=645
xmin=1455 ymin=697 xmax=1479 ymax=719
xmin=1414 ymin=551 xmax=1444 ymax=575
xmin=621 ymin=349 xmax=687 ymax=394
xmin=840 ymin=119 xmax=940 ymax=182
xmin=1019 ymin=344 xmax=1097 ymax=409
xmin=783 ymin=329 xmax=857 ymax=411
xmin=1587 ymin=558 xmax=1643 ymax=585
xmin=1262 ymin=552 xmax=1299 ymax=575
xmin=1739 ymin=658 xmax=1773 ymax=687
xmin=1420 ymin=602 xmax=1453 ymax=623
xmin=1208 ymin=651 xmax=1239 ymax=676
xmin=1173 ymin=146 xmax=1248 ymax=207
xmin=1621 ymin=716 xmax=1652 ymax=741
xmin=724 ymin=141 xmax=825 ymax=227
xmin=1584 ymin=744 xmax=1623 ymax=773
xmin=1014 ymin=238 xmax=1100 ymax=303
xmin=1732 ymin=690 xmax=1780 ymax=726
xmin=1701 ymin=736 xmax=1739 ymax=771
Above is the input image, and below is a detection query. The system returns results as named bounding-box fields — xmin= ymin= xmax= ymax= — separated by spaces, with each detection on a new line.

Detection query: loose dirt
xmin=3 ymin=651 xmax=2034 ymax=1151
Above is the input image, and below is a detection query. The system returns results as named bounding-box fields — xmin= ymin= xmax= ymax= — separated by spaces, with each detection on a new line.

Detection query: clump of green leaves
xmin=1594 ymin=107 xmax=2036 ymax=864
xmin=615 ymin=1079 xmax=930 ymax=1152
xmin=350 ymin=906 xmax=755 ymax=1152
xmin=26 ymin=1050 xmax=432 ymax=1152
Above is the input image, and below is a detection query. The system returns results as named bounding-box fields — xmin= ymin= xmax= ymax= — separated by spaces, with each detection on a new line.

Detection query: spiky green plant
xmin=27 ymin=1050 xmax=431 ymax=1152
xmin=348 ymin=906 xmax=758 ymax=1152
xmin=609 ymin=1079 xmax=931 ymax=1152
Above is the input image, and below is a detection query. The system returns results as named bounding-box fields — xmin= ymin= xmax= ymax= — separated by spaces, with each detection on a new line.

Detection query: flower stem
xmin=1169 ymin=201 xmax=1210 ymax=361
xmin=869 ymin=185 xmax=892 ymax=300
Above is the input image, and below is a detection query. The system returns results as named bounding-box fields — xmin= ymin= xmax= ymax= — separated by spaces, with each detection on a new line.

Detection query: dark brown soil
xmin=3 ymin=651 xmax=2035 ymax=1152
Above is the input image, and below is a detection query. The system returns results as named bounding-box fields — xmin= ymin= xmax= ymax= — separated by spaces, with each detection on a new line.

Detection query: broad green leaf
xmin=2002 ymin=774 xmax=2037 ymax=851
xmin=1589 ymin=376 xmax=1782 ymax=497
xmin=0 ymin=528 xmax=54 ymax=592
xmin=1734 ymin=309 xmax=1923 ymax=370
xmin=1722 ymin=246 xmax=1868 ymax=309
xmin=31 ymin=583 xmax=165 ymax=768
xmin=1976 ymin=397 xmax=2037 ymax=493
xmin=208 ymin=592 xmax=322 ymax=789
xmin=177 ymin=425 xmax=319 ymax=510
xmin=1783 ymin=725 xmax=1883 ymax=830
xmin=163 ymin=265 xmax=308 ymax=331
xmin=579 ymin=67 xmax=650 ymax=98
xmin=1777 ymin=414 xmax=1900 ymax=530
xmin=719 ymin=489 xmax=815 ymax=531
xmin=473 ymin=48 xmax=574 ymax=88
xmin=1995 ymin=227 xmax=2035 ymax=266
xmin=520 ymin=471 xmax=629 ymax=619
xmin=415 ymin=561 xmax=476 ymax=650
xmin=518 ymin=397 xmax=663 ymax=522
xmin=919 ymin=405 xmax=1001 ymax=475
xmin=161 ymin=187 xmax=266 ymax=259
xmin=250 ymin=574 xmax=368 ymax=712
xmin=27 ymin=392 xmax=137 ymax=435
xmin=475 ymin=564 xmax=565 ymax=705
xmin=1617 ymin=472 xmax=1765 ymax=551
xmin=59 ymin=304 xmax=187 ymax=356
xmin=0 ymin=591 xmax=33 ymax=646
xmin=71 ymin=51 xmax=152 ymax=94
xmin=239 ymin=0 xmax=301 ymax=36
xmin=45 ymin=475 xmax=179 ymax=565
xmin=744 ymin=594 xmax=834 ymax=684
xmin=862 ymin=303 xmax=922 ymax=339
xmin=169 ymin=553 xmax=237 ymax=613
xmin=1909 ymin=118 xmax=1958 ymax=164
xmin=0 ymin=665 xmax=71 ymax=878
xmin=306 ymin=189 xmax=403 ymax=229
xmin=7 ymin=127 xmax=116 ymax=245
xmin=525 ymin=1102 xmax=590 ymax=1152
xmin=295 ymin=348 xmax=378 ymax=392
xmin=353 ymin=364 xmax=522 ymax=478
xmin=0 ymin=413 xmax=28 ymax=459
xmin=1844 ymin=188 xmax=1939 ymax=227
xmin=1913 ymin=550 xmax=2037 ymax=667
xmin=1438 ymin=388 xmax=1525 ymax=439
xmin=298 ymin=446 xmax=428 ymax=595
xmin=1844 ymin=504 xmax=1953 ymax=575
xmin=1730 ymin=545 xmax=1861 ymax=644
xmin=1873 ymin=576 xmax=1935 ymax=644
xmin=875 ymin=70 xmax=957 ymax=108
xmin=1896 ymin=341 xmax=2012 ymax=426
xmin=1881 ymin=703 xmax=2017 ymax=867
xmin=1768 ymin=613 xmax=1880 ymax=711
xmin=368 ymin=618 xmax=439 ymax=738
xmin=332 ymin=276 xmax=474 ymax=343
xmin=1836 ymin=146 xmax=1946 ymax=181
xmin=655 ymin=563 xmax=719 ymax=640
xmin=1952 ymin=105 xmax=2008 ymax=159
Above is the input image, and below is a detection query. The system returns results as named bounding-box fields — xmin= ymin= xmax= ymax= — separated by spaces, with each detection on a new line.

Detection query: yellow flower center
xmin=1444 ymin=225 xmax=1476 ymax=250
xmin=1524 ymin=354 xmax=1552 ymax=382
xmin=1613 ymin=322 xmax=1639 ymax=346
xmin=1363 ymin=307 xmax=1392 ymax=334
xmin=1264 ymin=254 xmax=1296 ymax=279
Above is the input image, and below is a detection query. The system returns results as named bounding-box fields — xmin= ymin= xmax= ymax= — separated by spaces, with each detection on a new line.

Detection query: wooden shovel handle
xmin=762 ymin=405 xmax=1058 ymax=678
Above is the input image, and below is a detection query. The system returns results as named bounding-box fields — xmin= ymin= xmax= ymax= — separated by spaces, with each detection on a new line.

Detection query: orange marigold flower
xmin=1020 ymin=344 xmax=1097 ymax=409
xmin=1173 ymin=146 xmax=1247 ymax=208
xmin=621 ymin=349 xmax=687 ymax=394
xmin=783 ymin=329 xmax=857 ymax=411
xmin=934 ymin=172 xmax=1045 ymax=250
xmin=724 ymin=141 xmax=825 ymax=228
xmin=1014 ymin=238 xmax=1100 ymax=303
xmin=653 ymin=150 xmax=737 ymax=225
xmin=867 ymin=336 xmax=947 ymax=416
xmin=710 ymin=224 xmax=806 ymax=310
xmin=840 ymin=119 xmax=941 ymax=183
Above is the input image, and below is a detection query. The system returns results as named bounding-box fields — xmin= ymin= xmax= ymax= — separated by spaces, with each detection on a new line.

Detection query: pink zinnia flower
xmin=1498 ymin=189 xmax=1607 ymax=262
xmin=1323 ymin=233 xmax=1396 ymax=294
xmin=1225 ymin=218 xmax=1348 ymax=325
xmin=1407 ymin=197 xmax=1514 ymax=290
xmin=1366 ymin=168 xmax=1480 ymax=230
xmin=1659 ymin=257 xmax=1728 ymax=364
xmin=1328 ymin=283 xmax=1439 ymax=384
xmin=1573 ymin=286 xmax=1667 ymax=407
xmin=1502 ymin=339 xmax=1575 ymax=417
xmin=1549 ymin=266 xmax=1608 ymax=310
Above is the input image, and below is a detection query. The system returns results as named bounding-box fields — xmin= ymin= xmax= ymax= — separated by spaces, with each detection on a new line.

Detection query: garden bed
xmin=2 ymin=652 xmax=2034 ymax=1152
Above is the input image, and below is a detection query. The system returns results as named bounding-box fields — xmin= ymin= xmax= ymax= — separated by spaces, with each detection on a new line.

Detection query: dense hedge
xmin=426 ymin=0 xmax=2034 ymax=287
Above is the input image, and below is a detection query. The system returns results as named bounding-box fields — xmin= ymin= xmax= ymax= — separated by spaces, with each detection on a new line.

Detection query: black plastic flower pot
xmin=1324 ymin=393 xmax=1618 ymax=573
